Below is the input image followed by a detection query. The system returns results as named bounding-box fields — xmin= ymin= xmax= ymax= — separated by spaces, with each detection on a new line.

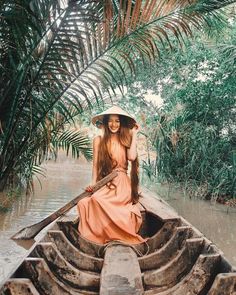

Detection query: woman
xmin=77 ymin=105 xmax=145 ymax=244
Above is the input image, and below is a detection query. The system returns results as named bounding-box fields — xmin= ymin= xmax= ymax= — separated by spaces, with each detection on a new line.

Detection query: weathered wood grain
xmin=19 ymin=258 xmax=98 ymax=295
xmin=139 ymin=187 xmax=179 ymax=221
xmin=145 ymin=253 xmax=221 ymax=295
xmin=100 ymin=245 xmax=143 ymax=295
xmin=145 ymin=220 xmax=181 ymax=253
xmin=42 ymin=230 xmax=103 ymax=272
xmin=0 ymin=278 xmax=40 ymax=295
xmin=144 ymin=238 xmax=204 ymax=291
xmin=139 ymin=226 xmax=193 ymax=271
xmin=56 ymin=220 xmax=106 ymax=257
xmin=208 ymin=273 xmax=236 ymax=295
xmin=30 ymin=242 xmax=100 ymax=290
xmin=56 ymin=221 xmax=81 ymax=247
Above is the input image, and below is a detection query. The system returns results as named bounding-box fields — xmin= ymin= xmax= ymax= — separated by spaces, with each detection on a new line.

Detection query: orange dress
xmin=77 ymin=137 xmax=145 ymax=244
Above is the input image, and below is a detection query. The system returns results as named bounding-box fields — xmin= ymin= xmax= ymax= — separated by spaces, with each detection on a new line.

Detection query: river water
xmin=147 ymin=181 xmax=236 ymax=265
xmin=0 ymin=153 xmax=235 ymax=285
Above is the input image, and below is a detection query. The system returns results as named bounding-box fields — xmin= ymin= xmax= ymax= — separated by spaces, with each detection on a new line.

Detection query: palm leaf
xmin=1 ymin=0 xmax=235 ymax=189
xmin=52 ymin=129 xmax=93 ymax=161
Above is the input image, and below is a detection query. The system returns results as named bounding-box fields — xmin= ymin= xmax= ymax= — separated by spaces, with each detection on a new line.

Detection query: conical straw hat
xmin=92 ymin=105 xmax=136 ymax=128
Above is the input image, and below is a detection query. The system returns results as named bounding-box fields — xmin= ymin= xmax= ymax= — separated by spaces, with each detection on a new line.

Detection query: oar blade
xmin=11 ymin=221 xmax=45 ymax=240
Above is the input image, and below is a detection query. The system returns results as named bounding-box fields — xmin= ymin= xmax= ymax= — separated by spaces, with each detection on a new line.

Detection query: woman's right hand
xmin=85 ymin=185 xmax=93 ymax=193
xmin=131 ymin=123 xmax=140 ymax=136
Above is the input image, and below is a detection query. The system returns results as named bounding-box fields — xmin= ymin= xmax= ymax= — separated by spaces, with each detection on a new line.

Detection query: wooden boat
xmin=1 ymin=187 xmax=236 ymax=295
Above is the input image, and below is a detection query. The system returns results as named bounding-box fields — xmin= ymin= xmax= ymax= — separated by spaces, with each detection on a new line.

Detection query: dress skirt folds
xmin=77 ymin=137 xmax=145 ymax=244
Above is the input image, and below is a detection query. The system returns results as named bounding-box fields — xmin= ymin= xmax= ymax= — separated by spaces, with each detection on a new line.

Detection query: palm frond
xmin=52 ymin=129 xmax=93 ymax=161
xmin=220 ymin=44 xmax=236 ymax=65
xmin=1 ymin=0 xmax=235 ymax=189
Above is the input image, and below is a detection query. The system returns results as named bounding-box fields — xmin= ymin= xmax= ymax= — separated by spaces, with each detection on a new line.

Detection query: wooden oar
xmin=11 ymin=171 xmax=118 ymax=240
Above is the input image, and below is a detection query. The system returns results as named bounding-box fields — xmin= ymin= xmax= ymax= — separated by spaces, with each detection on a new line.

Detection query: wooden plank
xmin=144 ymin=238 xmax=204 ymax=291
xmin=100 ymin=245 xmax=144 ymax=295
xmin=42 ymin=230 xmax=103 ymax=272
xmin=208 ymin=273 xmax=236 ymax=295
xmin=145 ymin=220 xmax=180 ymax=253
xmin=56 ymin=220 xmax=105 ymax=257
xmin=139 ymin=226 xmax=193 ymax=271
xmin=30 ymin=243 xmax=100 ymax=290
xmin=163 ymin=253 xmax=221 ymax=295
xmin=179 ymin=216 xmax=204 ymax=238
xmin=139 ymin=187 xmax=179 ymax=221
xmin=18 ymin=258 xmax=98 ymax=295
xmin=145 ymin=253 xmax=221 ymax=295
xmin=0 ymin=278 xmax=40 ymax=295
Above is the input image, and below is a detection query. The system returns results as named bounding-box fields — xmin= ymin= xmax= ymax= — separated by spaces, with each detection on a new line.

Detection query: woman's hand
xmin=127 ymin=123 xmax=140 ymax=161
xmin=131 ymin=123 xmax=140 ymax=136
xmin=85 ymin=185 xmax=93 ymax=193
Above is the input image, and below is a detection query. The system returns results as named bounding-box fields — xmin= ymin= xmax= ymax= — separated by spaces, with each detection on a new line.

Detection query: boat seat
xmin=100 ymin=245 xmax=143 ymax=295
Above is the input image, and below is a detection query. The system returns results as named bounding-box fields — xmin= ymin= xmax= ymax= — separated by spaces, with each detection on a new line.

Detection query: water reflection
xmin=0 ymin=153 xmax=91 ymax=284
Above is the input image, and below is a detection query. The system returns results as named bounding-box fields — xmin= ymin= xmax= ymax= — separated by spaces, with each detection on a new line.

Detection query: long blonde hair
xmin=97 ymin=114 xmax=139 ymax=204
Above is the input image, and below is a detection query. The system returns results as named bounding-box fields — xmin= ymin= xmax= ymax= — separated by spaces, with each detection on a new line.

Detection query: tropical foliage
xmin=126 ymin=19 xmax=236 ymax=199
xmin=1 ymin=0 xmax=236 ymax=191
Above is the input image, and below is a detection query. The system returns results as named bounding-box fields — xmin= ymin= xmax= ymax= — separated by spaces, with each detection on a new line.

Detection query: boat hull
xmin=1 ymin=188 xmax=235 ymax=294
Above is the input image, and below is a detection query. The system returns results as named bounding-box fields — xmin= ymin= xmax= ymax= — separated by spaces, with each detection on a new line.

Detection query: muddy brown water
xmin=0 ymin=153 xmax=235 ymax=285
xmin=147 ymin=181 xmax=236 ymax=266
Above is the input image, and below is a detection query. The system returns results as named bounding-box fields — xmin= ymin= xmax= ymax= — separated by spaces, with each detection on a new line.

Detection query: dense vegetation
xmin=125 ymin=19 xmax=236 ymax=200
xmin=1 ymin=0 xmax=236 ymax=197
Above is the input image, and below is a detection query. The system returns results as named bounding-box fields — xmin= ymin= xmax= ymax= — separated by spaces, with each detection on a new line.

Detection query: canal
xmin=0 ymin=153 xmax=235 ymax=284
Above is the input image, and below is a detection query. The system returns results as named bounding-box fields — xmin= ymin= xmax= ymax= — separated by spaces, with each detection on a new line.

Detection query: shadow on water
xmin=142 ymin=175 xmax=236 ymax=267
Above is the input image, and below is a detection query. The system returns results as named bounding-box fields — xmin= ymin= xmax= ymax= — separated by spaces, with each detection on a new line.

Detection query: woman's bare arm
xmin=91 ymin=136 xmax=101 ymax=185
xmin=85 ymin=136 xmax=101 ymax=192
xmin=127 ymin=125 xmax=139 ymax=161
